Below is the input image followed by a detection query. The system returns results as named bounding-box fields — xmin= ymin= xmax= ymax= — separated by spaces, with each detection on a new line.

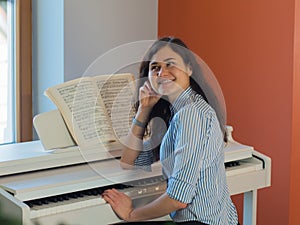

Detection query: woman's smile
xmin=148 ymin=46 xmax=191 ymax=103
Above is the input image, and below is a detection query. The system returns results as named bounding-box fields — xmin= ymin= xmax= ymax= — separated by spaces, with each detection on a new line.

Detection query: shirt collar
xmin=170 ymin=86 xmax=195 ymax=115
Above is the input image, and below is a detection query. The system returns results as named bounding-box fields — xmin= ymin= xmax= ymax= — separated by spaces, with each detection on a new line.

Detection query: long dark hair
xmin=136 ymin=36 xmax=208 ymax=128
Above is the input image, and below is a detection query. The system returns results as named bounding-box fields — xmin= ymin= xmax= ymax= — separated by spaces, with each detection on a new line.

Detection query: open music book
xmin=44 ymin=73 xmax=136 ymax=149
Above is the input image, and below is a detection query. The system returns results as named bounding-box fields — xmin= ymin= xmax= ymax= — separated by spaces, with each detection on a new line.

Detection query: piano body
xmin=0 ymin=110 xmax=271 ymax=225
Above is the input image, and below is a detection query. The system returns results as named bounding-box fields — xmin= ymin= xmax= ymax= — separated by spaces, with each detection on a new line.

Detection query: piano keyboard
xmin=24 ymin=177 xmax=166 ymax=219
xmin=24 ymin=157 xmax=263 ymax=219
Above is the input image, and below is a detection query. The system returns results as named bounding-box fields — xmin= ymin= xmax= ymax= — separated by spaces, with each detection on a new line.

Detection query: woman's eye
xmin=166 ymin=62 xmax=175 ymax=67
xmin=151 ymin=65 xmax=160 ymax=72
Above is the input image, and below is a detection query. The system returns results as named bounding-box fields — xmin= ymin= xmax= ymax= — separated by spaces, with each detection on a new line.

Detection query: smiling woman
xmin=103 ymin=37 xmax=239 ymax=225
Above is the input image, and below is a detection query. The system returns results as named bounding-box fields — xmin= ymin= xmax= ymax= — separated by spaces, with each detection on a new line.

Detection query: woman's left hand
xmin=102 ymin=188 xmax=133 ymax=221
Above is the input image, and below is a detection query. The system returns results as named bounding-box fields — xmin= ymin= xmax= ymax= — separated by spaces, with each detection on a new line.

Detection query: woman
xmin=102 ymin=37 xmax=238 ymax=225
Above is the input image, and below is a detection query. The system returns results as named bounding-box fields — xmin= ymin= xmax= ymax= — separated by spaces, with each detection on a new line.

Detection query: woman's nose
xmin=157 ymin=65 xmax=169 ymax=77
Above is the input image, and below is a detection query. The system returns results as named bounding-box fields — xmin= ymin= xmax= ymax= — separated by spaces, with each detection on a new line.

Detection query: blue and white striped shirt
xmin=135 ymin=87 xmax=238 ymax=225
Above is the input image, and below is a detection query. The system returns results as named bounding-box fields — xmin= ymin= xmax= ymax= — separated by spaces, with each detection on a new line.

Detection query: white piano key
xmin=30 ymin=195 xmax=104 ymax=218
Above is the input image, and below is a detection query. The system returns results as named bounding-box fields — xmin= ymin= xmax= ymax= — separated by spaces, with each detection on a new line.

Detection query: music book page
xmin=44 ymin=73 xmax=135 ymax=149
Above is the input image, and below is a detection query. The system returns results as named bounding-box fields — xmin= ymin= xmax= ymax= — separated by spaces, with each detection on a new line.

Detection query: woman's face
xmin=148 ymin=46 xmax=192 ymax=103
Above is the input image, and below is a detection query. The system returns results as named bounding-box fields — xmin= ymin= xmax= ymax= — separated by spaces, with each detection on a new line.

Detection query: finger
xmin=102 ymin=189 xmax=120 ymax=201
xmin=109 ymin=188 xmax=121 ymax=196
xmin=144 ymin=81 xmax=160 ymax=96
xmin=102 ymin=195 xmax=116 ymax=208
xmin=144 ymin=81 xmax=153 ymax=92
xmin=103 ymin=189 xmax=119 ymax=198
xmin=139 ymin=85 xmax=149 ymax=94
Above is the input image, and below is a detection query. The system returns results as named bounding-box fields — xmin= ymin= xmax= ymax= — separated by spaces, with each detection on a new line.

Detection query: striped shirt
xmin=135 ymin=87 xmax=238 ymax=225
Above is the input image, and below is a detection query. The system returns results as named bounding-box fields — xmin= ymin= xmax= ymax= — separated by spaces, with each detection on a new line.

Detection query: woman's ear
xmin=187 ymin=64 xmax=193 ymax=76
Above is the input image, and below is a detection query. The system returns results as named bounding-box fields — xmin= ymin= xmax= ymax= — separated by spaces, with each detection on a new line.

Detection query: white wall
xmin=32 ymin=0 xmax=158 ymax=117
xmin=64 ymin=0 xmax=158 ymax=81
xmin=32 ymin=0 xmax=64 ymax=115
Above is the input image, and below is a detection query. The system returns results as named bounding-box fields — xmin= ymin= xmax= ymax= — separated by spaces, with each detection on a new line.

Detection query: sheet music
xmin=95 ymin=75 xmax=136 ymax=141
xmin=54 ymin=79 xmax=116 ymax=146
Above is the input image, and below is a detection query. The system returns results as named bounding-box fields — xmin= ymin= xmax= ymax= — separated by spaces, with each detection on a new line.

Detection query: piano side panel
xmin=227 ymin=151 xmax=271 ymax=196
xmin=0 ymin=188 xmax=30 ymax=225
xmin=253 ymin=150 xmax=272 ymax=187
xmin=227 ymin=169 xmax=270 ymax=196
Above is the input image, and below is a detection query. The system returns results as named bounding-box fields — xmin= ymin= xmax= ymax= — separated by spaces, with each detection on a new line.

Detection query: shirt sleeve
xmin=134 ymin=118 xmax=166 ymax=167
xmin=134 ymin=142 xmax=154 ymax=166
xmin=166 ymin=106 xmax=223 ymax=203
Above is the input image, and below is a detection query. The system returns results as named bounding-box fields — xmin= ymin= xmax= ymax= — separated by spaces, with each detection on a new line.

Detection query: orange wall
xmin=158 ymin=1 xmax=299 ymax=225
xmin=290 ymin=0 xmax=300 ymax=224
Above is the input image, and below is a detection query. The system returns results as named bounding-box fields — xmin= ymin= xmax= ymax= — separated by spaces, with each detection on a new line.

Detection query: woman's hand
xmin=139 ymin=81 xmax=161 ymax=110
xmin=119 ymin=81 xmax=161 ymax=168
xmin=103 ymin=190 xmax=188 ymax=222
xmin=102 ymin=188 xmax=134 ymax=221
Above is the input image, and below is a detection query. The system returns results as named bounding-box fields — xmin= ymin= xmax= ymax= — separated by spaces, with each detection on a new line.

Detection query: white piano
xmin=0 ymin=110 xmax=271 ymax=225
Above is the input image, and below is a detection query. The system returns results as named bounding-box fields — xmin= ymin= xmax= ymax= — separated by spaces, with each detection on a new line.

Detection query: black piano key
xmin=40 ymin=199 xmax=49 ymax=205
xmin=27 ymin=202 xmax=34 ymax=207
xmin=49 ymin=197 xmax=58 ymax=202
xmin=225 ymin=161 xmax=240 ymax=168
xmin=62 ymin=195 xmax=69 ymax=200
xmin=57 ymin=196 xmax=65 ymax=201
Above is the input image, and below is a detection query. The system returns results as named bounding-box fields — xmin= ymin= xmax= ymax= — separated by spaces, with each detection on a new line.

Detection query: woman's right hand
xmin=138 ymin=81 xmax=161 ymax=110
xmin=120 ymin=81 xmax=161 ymax=166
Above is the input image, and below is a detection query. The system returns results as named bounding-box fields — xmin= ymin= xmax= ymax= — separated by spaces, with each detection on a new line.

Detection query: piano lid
xmin=0 ymin=108 xmax=253 ymax=176
xmin=0 ymin=160 xmax=164 ymax=201
xmin=0 ymin=136 xmax=253 ymax=178
xmin=0 ymin=141 xmax=123 ymax=176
